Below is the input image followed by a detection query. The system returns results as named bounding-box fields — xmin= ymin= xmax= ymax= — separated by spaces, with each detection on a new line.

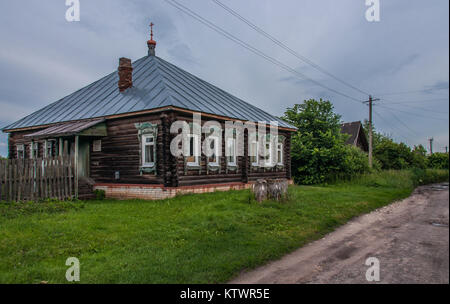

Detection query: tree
xmin=411 ymin=144 xmax=428 ymax=169
xmin=282 ymin=99 xmax=369 ymax=184
xmin=362 ymin=120 xmax=423 ymax=169
xmin=428 ymin=153 xmax=449 ymax=169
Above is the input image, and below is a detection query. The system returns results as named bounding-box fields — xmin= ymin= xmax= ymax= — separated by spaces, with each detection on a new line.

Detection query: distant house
xmin=1 ymin=25 xmax=296 ymax=200
xmin=340 ymin=121 xmax=368 ymax=152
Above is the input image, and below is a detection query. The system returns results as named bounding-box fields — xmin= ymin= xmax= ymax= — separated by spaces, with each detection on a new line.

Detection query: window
xmin=186 ymin=134 xmax=199 ymax=166
xmin=30 ymin=142 xmax=39 ymax=159
xmin=226 ymin=137 xmax=236 ymax=166
xmin=250 ymin=140 xmax=259 ymax=166
xmin=207 ymin=136 xmax=219 ymax=166
xmin=264 ymin=142 xmax=272 ymax=166
xmin=45 ymin=140 xmax=55 ymax=158
xmin=17 ymin=144 xmax=24 ymax=159
xmin=277 ymin=143 xmax=284 ymax=165
xmin=93 ymin=140 xmax=102 ymax=152
xmin=142 ymin=134 xmax=155 ymax=167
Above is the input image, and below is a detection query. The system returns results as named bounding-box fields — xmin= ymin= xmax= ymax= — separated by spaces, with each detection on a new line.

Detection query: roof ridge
xmin=3 ymin=55 xmax=296 ymax=131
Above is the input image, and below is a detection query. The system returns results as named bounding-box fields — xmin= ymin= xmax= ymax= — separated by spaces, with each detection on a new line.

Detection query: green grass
xmin=0 ymin=169 xmax=448 ymax=283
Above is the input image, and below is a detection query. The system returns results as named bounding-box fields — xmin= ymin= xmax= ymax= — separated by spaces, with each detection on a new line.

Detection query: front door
xmin=77 ymin=138 xmax=90 ymax=178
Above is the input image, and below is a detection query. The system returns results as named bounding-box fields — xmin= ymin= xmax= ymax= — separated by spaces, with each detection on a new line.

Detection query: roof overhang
xmin=3 ymin=106 xmax=297 ymax=133
xmin=23 ymin=119 xmax=106 ymax=139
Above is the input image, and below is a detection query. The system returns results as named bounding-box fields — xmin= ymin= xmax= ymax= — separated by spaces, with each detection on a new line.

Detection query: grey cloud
xmin=0 ymin=0 xmax=448 ymax=156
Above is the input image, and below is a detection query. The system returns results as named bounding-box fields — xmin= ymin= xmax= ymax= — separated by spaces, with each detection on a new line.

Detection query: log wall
xmin=6 ymin=110 xmax=294 ymax=189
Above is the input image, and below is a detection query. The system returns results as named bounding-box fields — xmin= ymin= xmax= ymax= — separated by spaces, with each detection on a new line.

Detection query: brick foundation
xmin=93 ymin=180 xmax=294 ymax=200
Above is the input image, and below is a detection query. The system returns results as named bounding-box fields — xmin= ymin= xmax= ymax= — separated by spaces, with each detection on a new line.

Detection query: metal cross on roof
xmin=150 ymin=22 xmax=154 ymax=40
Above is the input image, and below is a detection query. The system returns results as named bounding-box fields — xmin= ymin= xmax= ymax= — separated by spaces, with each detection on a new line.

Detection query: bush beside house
xmin=282 ymin=99 xmax=448 ymax=185
xmin=282 ymin=99 xmax=371 ymax=184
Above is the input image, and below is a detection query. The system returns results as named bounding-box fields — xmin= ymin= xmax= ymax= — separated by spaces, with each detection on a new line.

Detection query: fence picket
xmin=68 ymin=158 xmax=73 ymax=199
xmin=0 ymin=157 xmax=75 ymax=202
xmin=64 ymin=159 xmax=68 ymax=198
xmin=50 ymin=158 xmax=55 ymax=199
xmin=31 ymin=161 xmax=35 ymax=201
xmin=17 ymin=160 xmax=23 ymax=202
xmin=57 ymin=157 xmax=62 ymax=200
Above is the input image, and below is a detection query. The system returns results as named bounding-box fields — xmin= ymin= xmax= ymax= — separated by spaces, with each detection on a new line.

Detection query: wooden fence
xmin=0 ymin=156 xmax=75 ymax=202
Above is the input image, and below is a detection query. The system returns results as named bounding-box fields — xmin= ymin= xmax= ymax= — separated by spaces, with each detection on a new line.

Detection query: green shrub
xmin=427 ymin=153 xmax=449 ymax=169
xmin=410 ymin=168 xmax=449 ymax=186
xmin=410 ymin=145 xmax=428 ymax=169
xmin=373 ymin=139 xmax=413 ymax=170
xmin=342 ymin=145 xmax=371 ymax=175
xmin=283 ymin=99 xmax=370 ymax=184
xmin=94 ymin=189 xmax=106 ymax=200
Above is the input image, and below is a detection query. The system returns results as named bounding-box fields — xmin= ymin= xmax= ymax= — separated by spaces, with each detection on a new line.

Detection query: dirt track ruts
xmin=230 ymin=183 xmax=449 ymax=284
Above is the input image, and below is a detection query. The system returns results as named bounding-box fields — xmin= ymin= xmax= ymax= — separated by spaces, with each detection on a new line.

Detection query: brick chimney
xmin=118 ymin=57 xmax=133 ymax=92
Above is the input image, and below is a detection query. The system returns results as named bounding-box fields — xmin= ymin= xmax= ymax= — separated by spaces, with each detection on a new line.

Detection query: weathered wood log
xmin=251 ymin=178 xmax=288 ymax=202
xmin=252 ymin=179 xmax=268 ymax=202
xmin=267 ymin=178 xmax=288 ymax=201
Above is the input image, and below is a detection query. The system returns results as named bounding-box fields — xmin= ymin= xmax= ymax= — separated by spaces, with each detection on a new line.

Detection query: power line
xmin=377 ymin=104 xmax=449 ymax=121
xmin=383 ymin=98 xmax=448 ymax=105
xmin=376 ymin=87 xmax=449 ymax=96
xmin=166 ymin=0 xmax=444 ymax=149
xmin=384 ymin=110 xmax=419 ymax=137
xmin=373 ymin=109 xmax=413 ymax=143
xmin=374 ymin=103 xmax=420 ymax=137
xmin=381 ymin=103 xmax=449 ymax=115
xmin=164 ymin=0 xmax=365 ymax=104
xmin=210 ymin=0 xmax=370 ymax=97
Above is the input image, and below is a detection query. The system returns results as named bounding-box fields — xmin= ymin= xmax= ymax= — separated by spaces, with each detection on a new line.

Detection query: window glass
xmin=17 ymin=145 xmax=24 ymax=159
xmin=277 ymin=143 xmax=283 ymax=164
xmin=142 ymin=135 xmax=155 ymax=166
xmin=46 ymin=140 xmax=54 ymax=158
xmin=264 ymin=142 xmax=272 ymax=166
xmin=33 ymin=142 xmax=39 ymax=158
xmin=186 ymin=134 xmax=199 ymax=166
xmin=227 ymin=138 xmax=236 ymax=165
xmin=208 ymin=136 xmax=219 ymax=165
xmin=250 ymin=141 xmax=258 ymax=166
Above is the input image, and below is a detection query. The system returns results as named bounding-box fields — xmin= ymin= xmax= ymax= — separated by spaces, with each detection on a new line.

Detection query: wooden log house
xmin=1 ymin=26 xmax=296 ymax=200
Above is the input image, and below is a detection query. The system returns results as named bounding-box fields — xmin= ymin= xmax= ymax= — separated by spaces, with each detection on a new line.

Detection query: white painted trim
xmin=250 ymin=140 xmax=259 ymax=167
xmin=186 ymin=133 xmax=200 ymax=167
xmin=141 ymin=134 xmax=156 ymax=167
xmin=207 ymin=135 xmax=220 ymax=167
xmin=277 ymin=142 xmax=284 ymax=166
xmin=226 ymin=137 xmax=237 ymax=166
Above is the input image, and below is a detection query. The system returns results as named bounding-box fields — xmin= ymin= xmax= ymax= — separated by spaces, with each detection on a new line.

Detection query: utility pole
xmin=364 ymin=95 xmax=379 ymax=168
xmin=368 ymin=95 xmax=373 ymax=168
xmin=428 ymin=138 xmax=434 ymax=155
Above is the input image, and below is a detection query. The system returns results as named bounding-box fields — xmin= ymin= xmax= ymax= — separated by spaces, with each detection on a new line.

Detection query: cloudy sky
xmin=0 ymin=0 xmax=448 ymax=156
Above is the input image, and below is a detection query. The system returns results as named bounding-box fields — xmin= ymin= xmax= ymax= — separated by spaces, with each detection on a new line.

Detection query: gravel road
xmin=230 ymin=183 xmax=449 ymax=284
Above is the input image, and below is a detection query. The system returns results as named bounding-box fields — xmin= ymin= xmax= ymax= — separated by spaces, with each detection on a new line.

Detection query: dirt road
xmin=230 ymin=183 xmax=449 ymax=284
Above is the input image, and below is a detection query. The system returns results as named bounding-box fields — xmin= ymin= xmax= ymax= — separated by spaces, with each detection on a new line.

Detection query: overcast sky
xmin=0 ymin=0 xmax=448 ymax=156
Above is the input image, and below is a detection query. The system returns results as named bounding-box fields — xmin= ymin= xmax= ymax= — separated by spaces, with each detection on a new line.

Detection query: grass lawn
xmin=0 ymin=169 xmax=448 ymax=283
